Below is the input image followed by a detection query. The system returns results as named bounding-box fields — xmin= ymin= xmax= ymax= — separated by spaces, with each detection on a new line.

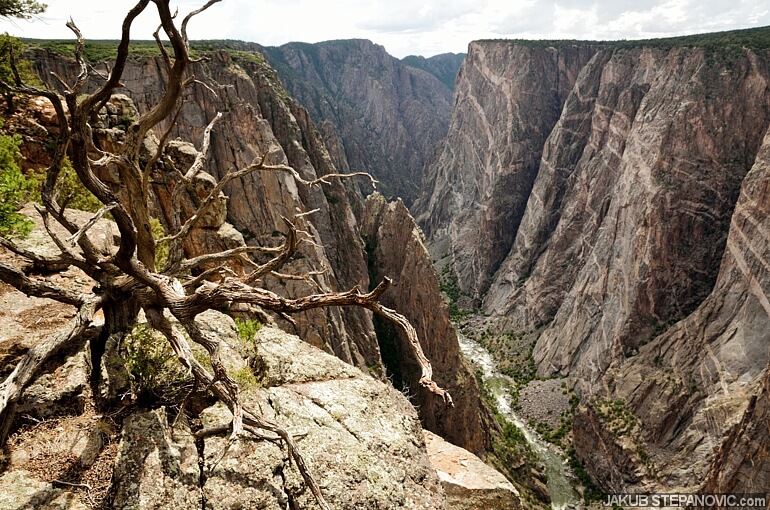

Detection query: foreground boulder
xmin=424 ymin=431 xmax=522 ymax=510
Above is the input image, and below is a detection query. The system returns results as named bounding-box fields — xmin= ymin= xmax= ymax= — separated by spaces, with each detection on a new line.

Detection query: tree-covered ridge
xmin=18 ymin=38 xmax=270 ymax=64
xmin=478 ymin=25 xmax=770 ymax=52
xmin=21 ymin=24 xmax=770 ymax=71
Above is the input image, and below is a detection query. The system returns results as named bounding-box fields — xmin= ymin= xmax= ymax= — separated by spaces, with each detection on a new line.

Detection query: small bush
xmin=149 ymin=217 xmax=169 ymax=271
xmin=53 ymin=158 xmax=103 ymax=213
xmin=234 ymin=318 xmax=262 ymax=343
xmin=122 ymin=324 xmax=193 ymax=404
xmin=0 ymin=131 xmax=34 ymax=237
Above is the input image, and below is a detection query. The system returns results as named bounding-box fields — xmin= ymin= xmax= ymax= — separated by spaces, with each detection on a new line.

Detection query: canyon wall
xmin=32 ymin=47 xmax=382 ymax=372
xmin=418 ymin=36 xmax=770 ymax=492
xmin=413 ymin=42 xmax=599 ymax=304
xmin=361 ymin=193 xmax=493 ymax=457
xmin=577 ymin=119 xmax=770 ymax=492
xmin=261 ymin=39 xmax=458 ymax=205
xmin=27 ymin=46 xmax=491 ymax=455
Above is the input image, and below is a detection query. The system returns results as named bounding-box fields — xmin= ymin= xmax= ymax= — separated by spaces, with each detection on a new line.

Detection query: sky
xmin=0 ymin=0 xmax=769 ymax=58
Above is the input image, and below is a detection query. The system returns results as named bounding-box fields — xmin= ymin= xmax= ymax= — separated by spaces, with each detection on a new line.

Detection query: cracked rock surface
xmin=105 ymin=322 xmax=446 ymax=510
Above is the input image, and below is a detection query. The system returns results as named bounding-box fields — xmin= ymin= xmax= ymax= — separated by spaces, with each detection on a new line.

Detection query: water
xmin=457 ymin=333 xmax=580 ymax=509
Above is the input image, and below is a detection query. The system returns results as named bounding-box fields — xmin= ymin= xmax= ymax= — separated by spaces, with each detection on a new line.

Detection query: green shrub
xmin=234 ymin=317 xmax=262 ymax=343
xmin=0 ymin=33 xmax=42 ymax=112
xmin=53 ymin=158 xmax=102 ymax=213
xmin=149 ymin=217 xmax=168 ymax=271
xmin=0 ymin=131 xmax=34 ymax=237
xmin=122 ymin=324 xmax=194 ymax=404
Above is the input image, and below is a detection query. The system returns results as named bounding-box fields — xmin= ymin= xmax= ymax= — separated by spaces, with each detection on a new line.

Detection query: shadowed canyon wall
xmin=261 ymin=39 xmax=460 ymax=206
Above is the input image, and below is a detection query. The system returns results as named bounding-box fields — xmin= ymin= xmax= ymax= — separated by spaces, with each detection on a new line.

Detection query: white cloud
xmin=0 ymin=0 xmax=768 ymax=57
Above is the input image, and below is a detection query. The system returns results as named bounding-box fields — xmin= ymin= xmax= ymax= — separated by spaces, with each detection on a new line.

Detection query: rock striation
xmin=417 ymin=34 xmax=770 ymax=494
xmin=413 ymin=42 xmax=599 ymax=305
xmin=575 ymin=117 xmax=770 ymax=493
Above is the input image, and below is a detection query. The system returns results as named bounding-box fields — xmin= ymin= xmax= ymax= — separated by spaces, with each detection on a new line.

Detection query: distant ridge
xmin=477 ymin=24 xmax=770 ymax=51
xmin=401 ymin=53 xmax=466 ymax=90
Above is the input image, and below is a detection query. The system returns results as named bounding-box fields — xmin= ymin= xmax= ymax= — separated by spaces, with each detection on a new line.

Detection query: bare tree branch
xmin=0 ymin=4 xmax=452 ymax=508
xmin=0 ymin=236 xmax=78 ymax=270
xmin=165 ymin=112 xmax=223 ymax=271
xmin=173 ymin=245 xmax=280 ymax=275
xmin=183 ymin=277 xmax=453 ymax=403
xmin=181 ymin=0 xmax=223 ymax=45
xmin=242 ymin=218 xmax=298 ymax=285
xmin=260 ymin=163 xmax=379 ymax=190
xmin=0 ymin=263 xmax=87 ymax=306
xmin=66 ymin=202 xmax=118 ymax=246
xmin=153 ymin=25 xmax=172 ymax=69
xmin=64 ymin=19 xmax=88 ymax=95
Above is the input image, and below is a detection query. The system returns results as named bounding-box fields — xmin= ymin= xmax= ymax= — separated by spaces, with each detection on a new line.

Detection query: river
xmin=457 ymin=332 xmax=580 ymax=509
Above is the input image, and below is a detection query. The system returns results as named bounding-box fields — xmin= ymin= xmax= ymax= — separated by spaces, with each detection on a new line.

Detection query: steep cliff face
xmin=26 ymin=46 xmax=493 ymax=458
xmin=418 ymin=34 xmax=770 ymax=493
xmin=495 ymin=46 xmax=770 ymax=383
xmin=575 ymin=123 xmax=770 ymax=493
xmin=413 ymin=42 xmax=599 ymax=304
xmin=261 ymin=39 xmax=456 ymax=205
xmin=361 ymin=193 xmax=492 ymax=456
xmin=31 ymin=48 xmax=382 ymax=372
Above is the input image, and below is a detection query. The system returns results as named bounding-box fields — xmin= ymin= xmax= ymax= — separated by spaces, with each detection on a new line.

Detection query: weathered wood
xmin=0 ymin=262 xmax=85 ymax=306
xmin=0 ymin=297 xmax=101 ymax=442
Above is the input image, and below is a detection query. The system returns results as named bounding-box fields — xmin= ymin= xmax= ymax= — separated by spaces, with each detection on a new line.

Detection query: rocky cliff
xmin=0 ymin=282 xmax=449 ymax=508
xmin=413 ymin=42 xmax=599 ymax=305
xmin=261 ymin=39 xmax=457 ymax=205
xmin=30 ymin=47 xmax=382 ymax=373
xmin=23 ymin=44 xmax=491 ymax=458
xmin=417 ymin=31 xmax=770 ymax=494
xmin=575 ymin=119 xmax=770 ymax=493
xmin=401 ymin=53 xmax=466 ymax=91
xmin=361 ymin=193 xmax=492 ymax=457
xmin=0 ymin=131 xmax=512 ymax=509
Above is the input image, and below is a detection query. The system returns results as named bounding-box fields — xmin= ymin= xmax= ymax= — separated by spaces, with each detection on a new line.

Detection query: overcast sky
xmin=0 ymin=0 xmax=768 ymax=58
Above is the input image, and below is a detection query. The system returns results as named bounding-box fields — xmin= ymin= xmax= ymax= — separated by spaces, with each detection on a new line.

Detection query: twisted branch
xmin=0 ymin=296 xmax=103 ymax=442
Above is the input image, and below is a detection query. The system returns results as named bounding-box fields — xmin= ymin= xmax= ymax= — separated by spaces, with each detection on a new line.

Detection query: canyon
xmin=3 ymin=22 xmax=770 ymax=507
xmin=0 ymin=35 xmax=522 ymax=508
xmin=416 ymin=30 xmax=770 ymax=495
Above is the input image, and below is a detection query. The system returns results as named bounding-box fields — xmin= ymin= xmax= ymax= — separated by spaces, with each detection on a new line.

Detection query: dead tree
xmin=0 ymin=1 xmax=451 ymax=508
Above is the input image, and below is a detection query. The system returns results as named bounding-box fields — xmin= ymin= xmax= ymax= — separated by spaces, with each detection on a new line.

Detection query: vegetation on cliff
xmin=0 ymin=129 xmax=34 ymax=236
xmin=478 ymin=24 xmax=770 ymax=52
